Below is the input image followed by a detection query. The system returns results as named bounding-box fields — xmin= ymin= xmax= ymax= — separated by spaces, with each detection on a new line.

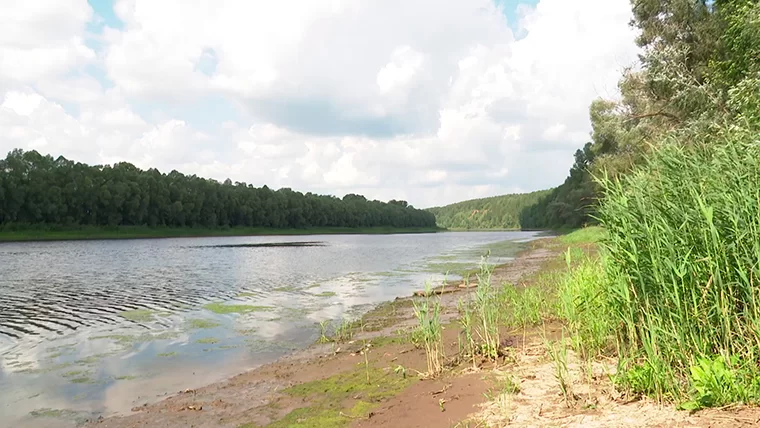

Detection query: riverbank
xmin=0 ymin=226 xmax=443 ymax=243
xmin=75 ymin=230 xmax=759 ymax=428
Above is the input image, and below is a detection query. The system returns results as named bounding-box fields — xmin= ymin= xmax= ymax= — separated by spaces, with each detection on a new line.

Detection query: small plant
xmin=361 ymin=340 xmax=371 ymax=385
xmin=502 ymin=373 xmax=520 ymax=395
xmin=546 ymin=338 xmax=573 ymax=407
xmin=457 ymin=297 xmax=477 ymax=368
xmin=412 ymin=281 xmax=444 ymax=377
xmin=394 ymin=364 xmax=407 ymax=379
xmin=334 ymin=318 xmax=355 ymax=343
xmin=438 ymin=398 xmax=446 ymax=412
xmin=318 ymin=320 xmax=330 ymax=344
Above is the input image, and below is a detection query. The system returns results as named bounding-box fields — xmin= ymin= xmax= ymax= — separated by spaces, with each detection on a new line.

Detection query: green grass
xmin=204 ymin=303 xmax=274 ymax=314
xmin=0 ymin=225 xmax=442 ymax=243
xmin=558 ymin=226 xmax=606 ymax=245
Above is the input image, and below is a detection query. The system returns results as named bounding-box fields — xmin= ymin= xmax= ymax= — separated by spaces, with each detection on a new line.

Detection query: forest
xmin=0 ymin=149 xmax=437 ymax=231
xmin=520 ymin=0 xmax=760 ymax=230
xmin=425 ymin=189 xmax=551 ymax=230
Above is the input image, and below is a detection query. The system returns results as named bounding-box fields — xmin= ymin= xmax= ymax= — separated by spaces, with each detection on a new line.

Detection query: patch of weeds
xmin=679 ymin=355 xmax=756 ymax=410
xmin=369 ymin=335 xmax=406 ymax=347
xmin=315 ymin=291 xmax=337 ymax=297
xmin=157 ymin=352 xmax=177 ymax=358
xmin=118 ymin=309 xmax=157 ymax=322
xmin=272 ymin=285 xmax=299 ymax=292
xmin=187 ymin=318 xmax=222 ymax=329
xmin=196 ymin=337 xmax=220 ymax=344
xmin=204 ymin=302 xmax=274 ymax=314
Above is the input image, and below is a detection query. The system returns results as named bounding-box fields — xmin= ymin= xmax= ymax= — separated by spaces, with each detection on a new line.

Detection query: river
xmin=0 ymin=231 xmax=544 ymax=427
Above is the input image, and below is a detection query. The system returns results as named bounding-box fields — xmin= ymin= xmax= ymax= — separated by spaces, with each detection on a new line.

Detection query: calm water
xmin=0 ymin=231 xmax=544 ymax=427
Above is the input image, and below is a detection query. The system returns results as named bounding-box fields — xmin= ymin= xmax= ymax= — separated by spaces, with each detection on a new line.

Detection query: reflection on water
xmin=0 ymin=231 xmax=544 ymax=427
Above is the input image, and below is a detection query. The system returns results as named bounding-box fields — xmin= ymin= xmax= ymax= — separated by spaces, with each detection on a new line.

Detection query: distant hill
xmin=426 ymin=189 xmax=553 ymax=230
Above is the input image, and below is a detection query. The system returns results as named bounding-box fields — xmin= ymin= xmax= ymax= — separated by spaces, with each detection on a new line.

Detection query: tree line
xmin=0 ymin=149 xmax=437 ymax=230
xmin=426 ymin=189 xmax=551 ymax=230
xmin=520 ymin=0 xmax=760 ymax=229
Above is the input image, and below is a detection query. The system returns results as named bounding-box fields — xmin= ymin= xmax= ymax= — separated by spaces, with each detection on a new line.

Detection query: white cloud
xmin=0 ymin=0 xmax=640 ymax=208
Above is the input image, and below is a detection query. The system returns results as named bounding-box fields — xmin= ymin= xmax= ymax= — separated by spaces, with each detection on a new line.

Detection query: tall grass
xmin=412 ymin=282 xmax=444 ymax=377
xmin=556 ymin=251 xmax=613 ymax=359
xmin=474 ymin=256 xmax=501 ymax=360
xmin=598 ymin=128 xmax=760 ymax=403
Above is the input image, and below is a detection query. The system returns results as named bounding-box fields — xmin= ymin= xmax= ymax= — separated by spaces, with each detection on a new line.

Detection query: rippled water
xmin=0 ymin=231 xmax=544 ymax=427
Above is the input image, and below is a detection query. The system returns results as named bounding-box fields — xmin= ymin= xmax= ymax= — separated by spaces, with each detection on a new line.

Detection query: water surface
xmin=0 ymin=231 xmax=543 ymax=427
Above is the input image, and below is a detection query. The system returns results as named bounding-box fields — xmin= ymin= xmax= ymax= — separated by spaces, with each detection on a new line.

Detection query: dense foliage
xmin=544 ymin=0 xmax=760 ymax=408
xmin=600 ymin=129 xmax=760 ymax=403
xmin=521 ymin=0 xmax=760 ymax=229
xmin=0 ymin=149 xmax=436 ymax=230
xmin=426 ymin=190 xmax=551 ymax=230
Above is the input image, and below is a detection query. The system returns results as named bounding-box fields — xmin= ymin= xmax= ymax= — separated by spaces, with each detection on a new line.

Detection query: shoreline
xmin=77 ymin=236 xmax=558 ymax=428
xmin=0 ymin=226 xmax=444 ymax=243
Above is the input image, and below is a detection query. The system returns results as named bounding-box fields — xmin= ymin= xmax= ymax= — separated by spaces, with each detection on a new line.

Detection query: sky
xmin=0 ymin=0 xmax=639 ymax=208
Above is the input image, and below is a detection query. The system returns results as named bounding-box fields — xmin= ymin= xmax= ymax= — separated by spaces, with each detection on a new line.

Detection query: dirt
xmin=84 ymin=238 xmax=760 ymax=428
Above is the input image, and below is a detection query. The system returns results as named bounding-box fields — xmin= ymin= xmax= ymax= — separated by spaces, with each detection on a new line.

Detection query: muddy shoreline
xmin=77 ymin=238 xmax=556 ymax=427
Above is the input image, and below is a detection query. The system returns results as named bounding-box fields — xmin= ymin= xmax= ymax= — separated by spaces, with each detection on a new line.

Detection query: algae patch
xmin=115 ymin=375 xmax=137 ymax=380
xmin=187 ymin=318 xmax=221 ymax=329
xmin=118 ymin=309 xmax=157 ymax=322
xmin=157 ymin=352 xmax=177 ymax=358
xmin=315 ymin=291 xmax=337 ymax=297
xmin=196 ymin=337 xmax=220 ymax=344
xmin=204 ymin=302 xmax=274 ymax=314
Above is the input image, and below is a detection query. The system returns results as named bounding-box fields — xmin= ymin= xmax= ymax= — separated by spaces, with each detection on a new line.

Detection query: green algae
xmin=196 ymin=337 xmax=220 ymax=344
xmin=315 ymin=291 xmax=337 ymax=297
xmin=29 ymin=408 xmax=88 ymax=421
xmin=70 ymin=376 xmax=97 ymax=384
xmin=187 ymin=318 xmax=222 ymax=329
xmin=204 ymin=302 xmax=275 ymax=314
xmin=61 ymin=370 xmax=89 ymax=378
xmin=244 ymin=366 xmax=415 ymax=428
xmin=115 ymin=375 xmax=137 ymax=380
xmin=157 ymin=352 xmax=177 ymax=358
xmin=218 ymin=345 xmax=240 ymax=350
xmin=237 ymin=292 xmax=259 ymax=297
xmin=273 ymin=285 xmax=300 ymax=292
xmin=118 ymin=309 xmax=157 ymax=322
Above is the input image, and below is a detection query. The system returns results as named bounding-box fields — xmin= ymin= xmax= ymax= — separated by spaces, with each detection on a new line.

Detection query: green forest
xmin=426 ymin=189 xmax=551 ymax=230
xmin=0 ymin=149 xmax=437 ymax=234
xmin=520 ymin=0 xmax=760 ymax=230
